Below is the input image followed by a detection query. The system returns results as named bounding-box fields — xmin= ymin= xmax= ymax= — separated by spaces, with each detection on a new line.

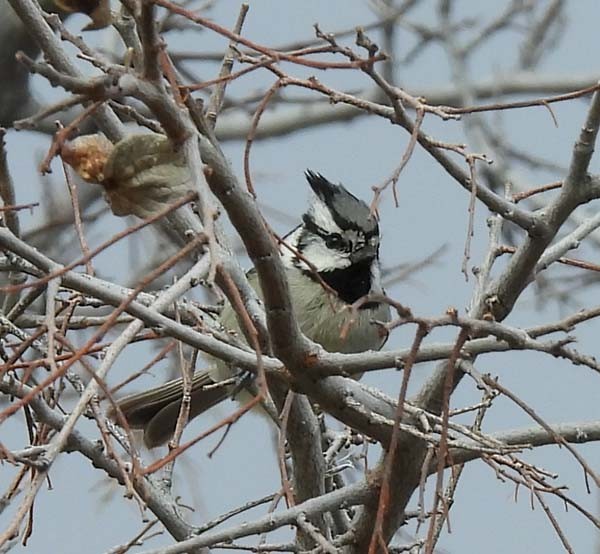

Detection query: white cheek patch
xmin=308 ymin=196 xmax=344 ymax=235
xmin=300 ymin=239 xmax=350 ymax=272
xmin=280 ymin=227 xmax=351 ymax=272
xmin=280 ymin=195 xmax=359 ymax=272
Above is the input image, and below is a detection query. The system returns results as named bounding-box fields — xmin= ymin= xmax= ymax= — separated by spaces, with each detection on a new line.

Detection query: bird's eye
xmin=326 ymin=233 xmax=345 ymax=249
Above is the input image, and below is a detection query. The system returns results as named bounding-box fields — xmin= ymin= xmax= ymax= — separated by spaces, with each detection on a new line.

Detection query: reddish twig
xmin=244 ymin=79 xmax=284 ymax=196
xmin=0 ymin=202 xmax=39 ymax=213
xmin=424 ymin=328 xmax=469 ymax=554
xmin=370 ymin=107 xmax=425 ymax=212
xmin=150 ymin=0 xmax=386 ymax=70
xmin=482 ymin=375 xmax=600 ymax=490
xmin=142 ymin=264 xmax=269 ymax=474
xmin=39 ymin=101 xmax=104 ymax=175
xmin=368 ymin=323 xmax=429 ymax=554
xmin=498 ymin=245 xmax=600 ymax=273
xmin=277 ymin=391 xmax=296 ymax=507
xmin=446 ymin=83 xmax=600 ymax=116
xmin=0 ymin=192 xmax=197 ymax=294
xmin=512 ymin=180 xmax=563 ymax=203
xmin=0 ymin=235 xmax=207 ymax=425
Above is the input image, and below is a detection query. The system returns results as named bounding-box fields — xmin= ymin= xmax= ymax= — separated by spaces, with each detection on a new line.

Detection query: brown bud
xmin=445 ymin=306 xmax=458 ymax=319
xmin=61 ymin=134 xmax=113 ymax=183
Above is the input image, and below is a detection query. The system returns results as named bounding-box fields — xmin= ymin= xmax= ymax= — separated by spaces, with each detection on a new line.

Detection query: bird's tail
xmin=110 ymin=371 xmax=230 ymax=448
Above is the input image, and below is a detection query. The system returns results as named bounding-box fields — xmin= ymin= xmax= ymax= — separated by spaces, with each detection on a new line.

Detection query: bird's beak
xmin=350 ymin=242 xmax=378 ymax=264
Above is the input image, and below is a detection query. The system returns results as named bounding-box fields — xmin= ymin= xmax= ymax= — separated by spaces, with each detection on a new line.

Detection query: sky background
xmin=2 ymin=1 xmax=600 ymax=553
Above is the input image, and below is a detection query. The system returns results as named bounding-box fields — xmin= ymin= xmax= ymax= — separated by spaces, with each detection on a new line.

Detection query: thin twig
xmin=206 ymin=3 xmax=249 ymax=128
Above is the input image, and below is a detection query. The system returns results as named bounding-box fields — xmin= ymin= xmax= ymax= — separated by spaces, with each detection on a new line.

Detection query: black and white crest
xmin=281 ymin=171 xmax=382 ymax=303
xmin=303 ymin=170 xmax=379 ymax=240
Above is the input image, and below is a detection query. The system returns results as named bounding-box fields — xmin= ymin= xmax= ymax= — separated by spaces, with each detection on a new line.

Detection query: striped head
xmin=283 ymin=171 xmax=382 ymax=303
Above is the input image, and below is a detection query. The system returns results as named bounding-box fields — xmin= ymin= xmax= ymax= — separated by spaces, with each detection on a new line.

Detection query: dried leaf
xmin=54 ymin=0 xmax=112 ymax=30
xmin=102 ymin=133 xmax=193 ymax=218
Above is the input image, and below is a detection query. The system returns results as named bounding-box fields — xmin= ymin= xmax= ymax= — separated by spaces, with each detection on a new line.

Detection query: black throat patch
xmin=315 ymin=257 xmax=375 ymax=305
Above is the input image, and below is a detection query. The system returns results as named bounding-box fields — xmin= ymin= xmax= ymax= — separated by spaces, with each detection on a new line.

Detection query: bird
xmin=112 ymin=170 xmax=391 ymax=447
